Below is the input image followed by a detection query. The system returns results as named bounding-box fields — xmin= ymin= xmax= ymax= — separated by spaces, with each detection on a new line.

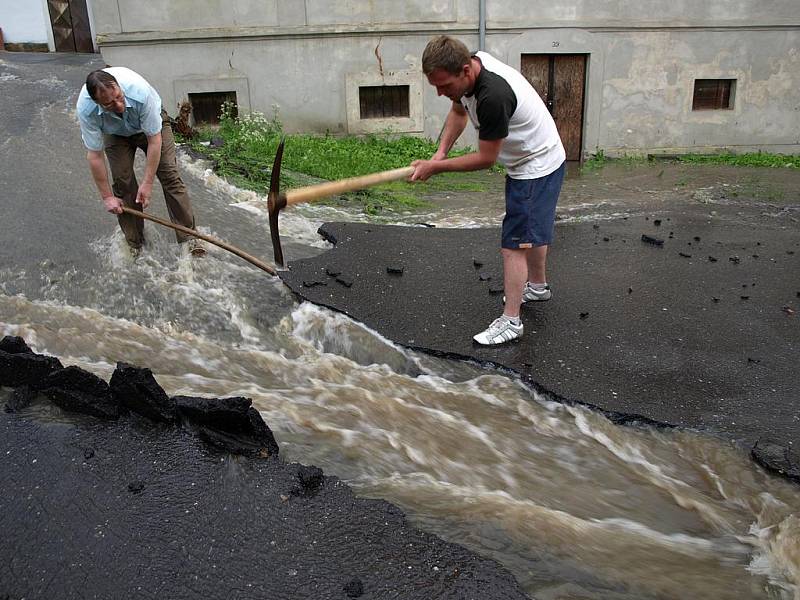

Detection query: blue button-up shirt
xmin=76 ymin=67 xmax=163 ymax=151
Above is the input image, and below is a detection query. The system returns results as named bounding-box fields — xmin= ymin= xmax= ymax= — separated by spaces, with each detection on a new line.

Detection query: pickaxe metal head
xmin=267 ymin=137 xmax=286 ymax=267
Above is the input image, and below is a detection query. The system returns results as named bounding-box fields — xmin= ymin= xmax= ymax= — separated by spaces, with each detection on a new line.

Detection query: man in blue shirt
xmin=77 ymin=67 xmax=203 ymax=256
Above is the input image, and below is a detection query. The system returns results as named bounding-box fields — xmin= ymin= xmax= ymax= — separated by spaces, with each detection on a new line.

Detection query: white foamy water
xmin=2 ymin=289 xmax=798 ymax=600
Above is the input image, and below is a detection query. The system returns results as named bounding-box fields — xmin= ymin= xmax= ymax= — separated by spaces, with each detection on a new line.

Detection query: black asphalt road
xmin=280 ymin=205 xmax=799 ymax=473
xmin=0 ymin=401 xmax=528 ymax=600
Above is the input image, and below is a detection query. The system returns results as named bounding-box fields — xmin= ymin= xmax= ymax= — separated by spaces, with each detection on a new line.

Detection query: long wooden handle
xmin=120 ymin=207 xmax=277 ymax=276
xmin=284 ymin=166 xmax=415 ymax=207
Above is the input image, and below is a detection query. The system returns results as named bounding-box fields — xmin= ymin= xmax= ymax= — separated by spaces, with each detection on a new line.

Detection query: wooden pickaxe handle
xmin=120 ymin=206 xmax=277 ymax=276
xmin=282 ymin=166 xmax=415 ymax=206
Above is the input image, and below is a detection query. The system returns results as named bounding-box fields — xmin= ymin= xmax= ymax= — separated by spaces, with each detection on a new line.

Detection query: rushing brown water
xmin=2 ymin=172 xmax=798 ymax=599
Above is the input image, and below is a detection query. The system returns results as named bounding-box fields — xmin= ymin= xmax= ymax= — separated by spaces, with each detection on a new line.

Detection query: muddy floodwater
xmin=1 ymin=52 xmax=799 ymax=600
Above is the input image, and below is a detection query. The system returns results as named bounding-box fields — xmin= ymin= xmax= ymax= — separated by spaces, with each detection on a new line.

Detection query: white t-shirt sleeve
xmin=78 ymin=113 xmax=104 ymax=151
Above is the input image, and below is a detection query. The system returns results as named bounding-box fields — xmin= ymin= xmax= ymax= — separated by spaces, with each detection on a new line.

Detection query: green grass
xmin=581 ymin=149 xmax=800 ymax=172
xmin=674 ymin=152 xmax=800 ymax=169
xmin=180 ymin=103 xmax=497 ymax=214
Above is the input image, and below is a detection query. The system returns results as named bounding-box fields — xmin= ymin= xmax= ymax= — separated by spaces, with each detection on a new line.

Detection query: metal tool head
xmin=267 ymin=137 xmax=286 ymax=267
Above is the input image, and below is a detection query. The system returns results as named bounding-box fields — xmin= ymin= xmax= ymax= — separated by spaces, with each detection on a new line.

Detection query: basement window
xmin=692 ymin=79 xmax=735 ymax=110
xmin=188 ymin=91 xmax=238 ymax=124
xmin=359 ymin=85 xmax=410 ymax=119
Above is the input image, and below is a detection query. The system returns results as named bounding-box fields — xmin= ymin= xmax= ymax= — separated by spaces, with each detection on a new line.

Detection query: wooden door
xmin=47 ymin=0 xmax=94 ymax=53
xmin=521 ymin=54 xmax=586 ymax=161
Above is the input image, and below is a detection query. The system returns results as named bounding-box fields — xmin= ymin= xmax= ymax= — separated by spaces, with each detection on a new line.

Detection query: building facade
xmin=0 ymin=0 xmax=98 ymax=53
xmin=85 ymin=0 xmax=799 ymax=158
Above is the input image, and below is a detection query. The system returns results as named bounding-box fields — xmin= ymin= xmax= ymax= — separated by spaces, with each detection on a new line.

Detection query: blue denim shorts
xmin=501 ymin=162 xmax=565 ymax=249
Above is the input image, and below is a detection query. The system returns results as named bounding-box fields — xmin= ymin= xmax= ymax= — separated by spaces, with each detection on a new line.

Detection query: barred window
xmin=359 ymin=85 xmax=410 ymax=119
xmin=692 ymin=79 xmax=735 ymax=110
xmin=188 ymin=91 xmax=238 ymax=124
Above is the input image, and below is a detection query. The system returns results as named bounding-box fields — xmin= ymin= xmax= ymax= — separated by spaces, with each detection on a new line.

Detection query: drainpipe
xmin=479 ymin=0 xmax=486 ymax=51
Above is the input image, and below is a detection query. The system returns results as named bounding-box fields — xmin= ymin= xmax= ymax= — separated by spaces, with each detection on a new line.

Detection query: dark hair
xmin=422 ymin=35 xmax=471 ymax=75
xmin=86 ymin=70 xmax=118 ymax=101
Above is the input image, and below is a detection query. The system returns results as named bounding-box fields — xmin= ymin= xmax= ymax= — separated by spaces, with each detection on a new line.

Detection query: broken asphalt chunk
xmin=709 ymin=256 xmax=718 ymax=262
xmin=290 ymin=465 xmax=324 ymax=498
xmin=0 ymin=335 xmax=33 ymax=354
xmin=41 ymin=366 xmax=120 ymax=420
xmin=641 ymin=234 xmax=664 ymax=247
xmin=386 ymin=265 xmax=404 ymax=275
xmin=302 ymin=279 xmax=326 ymax=288
xmin=172 ymin=395 xmax=279 ymax=457
xmin=127 ymin=480 xmax=146 ymax=494
xmin=325 ymin=265 xmax=342 ymax=277
xmin=110 ymin=362 xmax=177 ymax=424
xmin=0 ymin=348 xmax=63 ymax=388
xmin=479 ymin=272 xmax=492 ymax=281
xmin=679 ymin=252 xmax=692 ymax=258
xmin=489 ymin=284 xmax=504 ymax=295
xmin=336 ymin=275 xmax=354 ymax=288
xmin=472 ymin=258 xmax=484 ymax=268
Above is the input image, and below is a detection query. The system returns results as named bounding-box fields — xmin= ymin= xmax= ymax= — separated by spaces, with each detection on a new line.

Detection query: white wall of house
xmin=89 ymin=0 xmax=800 ymax=157
xmin=0 ymin=0 xmax=53 ymax=48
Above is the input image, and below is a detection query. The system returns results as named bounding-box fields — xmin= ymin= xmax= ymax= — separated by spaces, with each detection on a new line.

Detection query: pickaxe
xmin=267 ymin=138 xmax=415 ymax=267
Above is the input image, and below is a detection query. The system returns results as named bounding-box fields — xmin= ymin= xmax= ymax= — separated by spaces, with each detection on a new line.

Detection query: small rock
xmin=336 ymin=276 xmax=353 ymax=288
xmin=84 ymin=448 xmax=95 ymax=460
xmin=641 ymin=234 xmax=664 ymax=247
xmin=678 ymin=252 xmax=692 ymax=258
xmin=386 ymin=265 xmax=404 ymax=275
xmin=479 ymin=272 xmax=492 ymax=281
xmin=708 ymin=256 xmax=718 ymax=262
xmin=752 ymin=254 xmax=759 ymax=259
xmin=712 ymin=297 xmax=720 ymax=303
xmin=592 ymin=224 xmax=599 ymax=229
xmin=741 ymin=295 xmax=749 ymax=300
xmin=579 ymin=312 xmax=589 ymax=320
xmin=290 ymin=465 xmax=324 ymax=498
xmin=344 ymin=578 xmax=364 ymax=598
xmin=302 ymin=280 xmax=326 ymax=288
xmin=325 ymin=266 xmax=342 ymax=277
xmin=628 ymin=287 xmax=633 ymax=294
xmin=488 ymin=284 xmax=504 ymax=295
xmin=653 ymin=219 xmax=662 ymax=226
xmin=693 ymin=236 xmax=701 ymax=241
xmin=128 ymin=481 xmax=145 ymax=494
xmin=730 ymin=256 xmax=740 ymax=264
xmin=603 ymin=237 xmax=610 ymax=242
xmin=748 ymin=357 xmax=761 ymax=364
xmin=783 ymin=306 xmax=795 ymax=316
xmin=472 ymin=258 xmax=484 ymax=268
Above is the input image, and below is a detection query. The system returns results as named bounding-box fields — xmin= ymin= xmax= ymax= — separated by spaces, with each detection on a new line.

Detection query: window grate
xmin=359 ymin=85 xmax=410 ymax=119
xmin=692 ymin=79 xmax=735 ymax=110
xmin=188 ymin=91 xmax=237 ymax=124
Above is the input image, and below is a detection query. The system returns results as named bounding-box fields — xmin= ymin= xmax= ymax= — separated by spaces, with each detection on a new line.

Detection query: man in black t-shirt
xmin=411 ymin=35 xmax=566 ymax=345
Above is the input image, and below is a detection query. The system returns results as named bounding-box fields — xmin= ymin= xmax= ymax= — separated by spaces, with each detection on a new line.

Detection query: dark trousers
xmin=104 ymin=112 xmax=196 ymax=247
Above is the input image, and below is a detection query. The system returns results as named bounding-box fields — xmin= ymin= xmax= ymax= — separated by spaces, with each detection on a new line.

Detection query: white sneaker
xmin=473 ymin=316 xmax=523 ymax=345
xmin=504 ymin=282 xmax=552 ymax=305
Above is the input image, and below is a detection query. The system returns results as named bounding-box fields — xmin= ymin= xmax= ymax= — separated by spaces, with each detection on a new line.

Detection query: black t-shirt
xmin=462 ymin=60 xmax=518 ymax=141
